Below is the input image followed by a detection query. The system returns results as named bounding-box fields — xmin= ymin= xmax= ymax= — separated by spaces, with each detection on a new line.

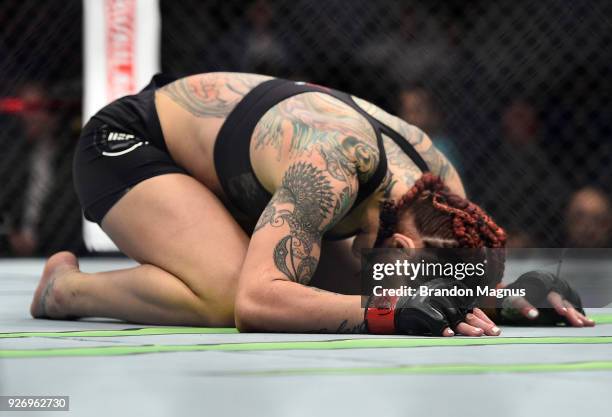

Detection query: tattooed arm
xmin=235 ymin=151 xmax=372 ymax=333
xmin=351 ymin=96 xmax=465 ymax=197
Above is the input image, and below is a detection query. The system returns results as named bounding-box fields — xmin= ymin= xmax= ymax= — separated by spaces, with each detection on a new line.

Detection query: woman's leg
xmin=31 ymin=174 xmax=249 ymax=326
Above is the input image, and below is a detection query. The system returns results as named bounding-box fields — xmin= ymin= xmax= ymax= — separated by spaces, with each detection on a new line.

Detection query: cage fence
xmin=1 ymin=0 xmax=610 ymax=255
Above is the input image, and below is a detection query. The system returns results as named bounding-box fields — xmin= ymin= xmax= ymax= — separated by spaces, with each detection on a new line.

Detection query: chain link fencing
xmin=0 ymin=0 xmax=84 ymax=256
xmin=1 ymin=0 xmax=610 ymax=255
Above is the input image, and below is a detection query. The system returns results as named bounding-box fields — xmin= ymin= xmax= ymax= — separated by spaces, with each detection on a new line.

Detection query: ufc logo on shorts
xmin=108 ymin=132 xmax=134 ymax=141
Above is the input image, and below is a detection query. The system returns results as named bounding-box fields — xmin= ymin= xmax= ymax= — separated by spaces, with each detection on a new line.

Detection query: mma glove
xmin=497 ymin=270 xmax=585 ymax=325
xmin=365 ymin=278 xmax=476 ymax=336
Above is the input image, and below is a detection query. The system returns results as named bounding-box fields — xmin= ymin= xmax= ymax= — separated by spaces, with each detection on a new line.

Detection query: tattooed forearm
xmin=255 ymin=162 xmax=344 ymax=284
xmin=336 ymin=319 xmax=367 ymax=334
xmin=159 ymin=73 xmax=270 ymax=118
xmin=305 ymin=319 xmax=367 ymax=334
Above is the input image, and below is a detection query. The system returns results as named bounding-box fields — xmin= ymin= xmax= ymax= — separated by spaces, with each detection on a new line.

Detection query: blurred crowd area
xmin=1 ymin=0 xmax=611 ymax=256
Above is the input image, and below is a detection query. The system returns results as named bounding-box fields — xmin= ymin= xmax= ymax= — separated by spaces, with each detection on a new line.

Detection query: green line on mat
xmin=1 ymin=336 xmax=612 ymax=359
xmin=220 ymin=360 xmax=612 ymax=376
xmin=593 ymin=314 xmax=612 ymax=324
xmin=1 ymin=313 xmax=610 ymax=340
xmin=0 ymin=327 xmax=238 ymax=339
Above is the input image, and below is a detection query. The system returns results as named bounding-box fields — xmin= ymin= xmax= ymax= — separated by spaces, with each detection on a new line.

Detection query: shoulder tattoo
xmin=159 ymin=74 xmax=266 ymax=118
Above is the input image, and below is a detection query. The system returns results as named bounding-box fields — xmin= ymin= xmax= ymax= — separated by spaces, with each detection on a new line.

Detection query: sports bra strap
xmin=379 ymin=124 xmax=429 ymax=172
xmin=340 ymin=95 xmax=388 ymax=209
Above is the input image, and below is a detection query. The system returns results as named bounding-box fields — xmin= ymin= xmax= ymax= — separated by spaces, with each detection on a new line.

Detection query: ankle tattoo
xmin=40 ymin=277 xmax=57 ymax=317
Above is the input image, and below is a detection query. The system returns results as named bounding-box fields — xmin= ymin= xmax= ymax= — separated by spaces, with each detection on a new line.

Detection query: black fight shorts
xmin=73 ymin=75 xmax=186 ymax=224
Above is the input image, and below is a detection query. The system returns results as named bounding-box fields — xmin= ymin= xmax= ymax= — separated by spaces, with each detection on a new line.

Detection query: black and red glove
xmin=365 ymin=278 xmax=476 ymax=336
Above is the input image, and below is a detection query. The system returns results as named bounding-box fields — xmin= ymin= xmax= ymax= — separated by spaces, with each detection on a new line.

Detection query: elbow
xmin=234 ymin=287 xmax=267 ymax=333
xmin=235 ymin=274 xmax=293 ymax=332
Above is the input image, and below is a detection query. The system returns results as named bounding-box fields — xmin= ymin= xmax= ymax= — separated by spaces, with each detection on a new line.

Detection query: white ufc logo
xmin=108 ymin=132 xmax=135 ymax=141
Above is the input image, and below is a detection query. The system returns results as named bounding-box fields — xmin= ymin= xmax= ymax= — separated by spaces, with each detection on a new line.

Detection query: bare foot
xmin=30 ymin=251 xmax=80 ymax=319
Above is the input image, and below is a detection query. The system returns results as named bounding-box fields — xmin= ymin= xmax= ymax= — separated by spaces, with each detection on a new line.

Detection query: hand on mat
xmin=448 ymin=307 xmax=501 ymax=337
xmin=392 ymin=279 xmax=501 ymax=337
xmin=497 ymin=271 xmax=595 ymax=327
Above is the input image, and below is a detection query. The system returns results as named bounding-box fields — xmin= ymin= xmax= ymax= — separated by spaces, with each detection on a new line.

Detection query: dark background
xmin=1 ymin=0 xmax=610 ymax=255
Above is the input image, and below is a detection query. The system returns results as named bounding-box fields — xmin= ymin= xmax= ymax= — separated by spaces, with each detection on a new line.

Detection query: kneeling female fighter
xmin=31 ymin=73 xmax=593 ymax=335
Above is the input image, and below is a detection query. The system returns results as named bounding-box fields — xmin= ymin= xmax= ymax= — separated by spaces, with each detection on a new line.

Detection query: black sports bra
xmin=213 ymin=78 xmax=429 ymax=239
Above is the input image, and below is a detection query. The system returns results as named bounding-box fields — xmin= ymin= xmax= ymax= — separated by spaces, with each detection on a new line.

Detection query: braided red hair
xmin=375 ymin=173 xmax=507 ymax=284
xmin=376 ymin=173 xmax=506 ymax=248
